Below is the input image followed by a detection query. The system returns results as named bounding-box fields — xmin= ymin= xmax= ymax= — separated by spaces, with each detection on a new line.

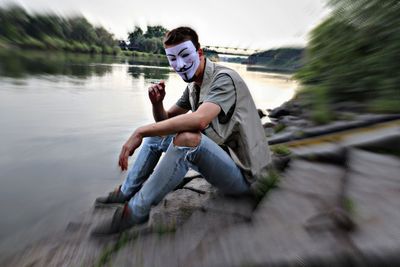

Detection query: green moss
xmin=253 ymin=168 xmax=281 ymax=202
xmin=95 ymin=232 xmax=134 ymax=267
xmin=271 ymin=145 xmax=291 ymax=156
xmin=155 ymin=223 xmax=177 ymax=236
xmin=312 ymin=108 xmax=333 ymax=125
xmin=343 ymin=197 xmax=356 ymax=216
xmin=274 ymin=123 xmax=286 ymax=133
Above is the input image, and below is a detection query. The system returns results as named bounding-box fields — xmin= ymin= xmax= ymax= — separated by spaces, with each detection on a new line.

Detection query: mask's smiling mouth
xmin=177 ymin=62 xmax=194 ymax=73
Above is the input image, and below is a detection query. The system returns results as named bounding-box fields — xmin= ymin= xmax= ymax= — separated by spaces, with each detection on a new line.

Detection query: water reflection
xmin=128 ymin=65 xmax=170 ymax=80
xmin=0 ymin=51 xmax=114 ymax=78
xmin=126 ymin=57 xmax=170 ymax=68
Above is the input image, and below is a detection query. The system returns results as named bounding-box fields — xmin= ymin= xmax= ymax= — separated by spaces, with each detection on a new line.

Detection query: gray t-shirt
xmin=176 ymin=73 xmax=236 ymax=122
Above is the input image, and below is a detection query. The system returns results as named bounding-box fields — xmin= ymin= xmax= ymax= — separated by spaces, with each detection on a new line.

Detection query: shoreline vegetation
xmin=0 ymin=4 xmax=298 ymax=70
xmin=294 ymin=0 xmax=400 ymax=118
xmin=0 ymin=4 xmax=169 ymax=62
xmin=0 ymin=5 xmax=119 ymax=55
xmin=1 ymin=0 xmax=399 ymax=122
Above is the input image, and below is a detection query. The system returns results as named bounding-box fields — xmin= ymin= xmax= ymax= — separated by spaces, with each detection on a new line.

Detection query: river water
xmin=0 ymin=51 xmax=296 ymax=258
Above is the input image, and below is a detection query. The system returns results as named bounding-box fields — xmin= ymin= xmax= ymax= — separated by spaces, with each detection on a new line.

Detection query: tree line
xmin=247 ymin=48 xmax=304 ymax=72
xmin=0 ymin=4 xmax=119 ymax=54
xmin=0 ymin=4 xmax=173 ymax=56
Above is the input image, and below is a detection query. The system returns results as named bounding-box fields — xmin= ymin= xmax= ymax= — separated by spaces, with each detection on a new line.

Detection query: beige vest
xmin=188 ymin=59 xmax=271 ymax=183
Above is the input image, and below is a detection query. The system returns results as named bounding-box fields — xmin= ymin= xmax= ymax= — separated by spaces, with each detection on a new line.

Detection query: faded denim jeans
xmin=120 ymin=133 xmax=250 ymax=224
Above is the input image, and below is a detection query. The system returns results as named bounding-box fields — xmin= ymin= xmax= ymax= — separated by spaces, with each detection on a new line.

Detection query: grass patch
xmin=120 ymin=50 xmax=167 ymax=62
xmin=94 ymin=224 xmax=176 ymax=267
xmin=252 ymin=168 xmax=281 ymax=203
xmin=95 ymin=232 xmax=133 ymax=267
xmin=312 ymin=108 xmax=333 ymax=125
xmin=271 ymin=145 xmax=291 ymax=156
xmin=273 ymin=123 xmax=286 ymax=133
xmin=343 ymin=197 xmax=356 ymax=216
xmin=154 ymin=223 xmax=177 ymax=236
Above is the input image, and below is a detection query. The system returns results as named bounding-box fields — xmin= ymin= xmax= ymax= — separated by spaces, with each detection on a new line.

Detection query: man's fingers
xmin=118 ymin=148 xmax=125 ymax=169
xmin=119 ymin=146 xmax=129 ymax=171
xmin=148 ymin=87 xmax=156 ymax=95
xmin=124 ymin=149 xmax=130 ymax=162
xmin=120 ymin=155 xmax=127 ymax=171
xmin=148 ymin=83 xmax=165 ymax=102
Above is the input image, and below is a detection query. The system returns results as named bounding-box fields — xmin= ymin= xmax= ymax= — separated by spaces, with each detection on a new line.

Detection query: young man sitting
xmin=92 ymin=27 xmax=270 ymax=235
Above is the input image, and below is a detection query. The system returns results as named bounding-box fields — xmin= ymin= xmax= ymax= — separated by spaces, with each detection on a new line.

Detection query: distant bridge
xmin=203 ymin=45 xmax=261 ymax=56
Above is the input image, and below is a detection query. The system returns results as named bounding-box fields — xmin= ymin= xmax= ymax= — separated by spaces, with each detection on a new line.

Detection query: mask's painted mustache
xmin=177 ymin=62 xmax=194 ymax=73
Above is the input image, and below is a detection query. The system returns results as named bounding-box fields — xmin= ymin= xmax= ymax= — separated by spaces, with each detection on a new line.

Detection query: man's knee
xmin=174 ymin=132 xmax=201 ymax=147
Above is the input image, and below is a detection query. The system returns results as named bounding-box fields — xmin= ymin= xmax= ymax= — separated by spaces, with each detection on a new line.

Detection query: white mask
xmin=165 ymin=40 xmax=200 ymax=82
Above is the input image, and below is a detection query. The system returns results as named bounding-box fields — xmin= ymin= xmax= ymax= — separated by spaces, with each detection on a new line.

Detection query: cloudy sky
xmin=1 ymin=0 xmax=330 ymax=49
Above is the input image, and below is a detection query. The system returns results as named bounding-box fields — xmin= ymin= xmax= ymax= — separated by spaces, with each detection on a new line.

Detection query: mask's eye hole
xmin=169 ymin=57 xmax=176 ymax=61
xmin=182 ymin=54 xmax=189 ymax=58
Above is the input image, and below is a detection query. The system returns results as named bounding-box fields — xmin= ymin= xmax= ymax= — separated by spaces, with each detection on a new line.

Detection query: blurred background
xmin=0 ymin=0 xmax=399 ymax=266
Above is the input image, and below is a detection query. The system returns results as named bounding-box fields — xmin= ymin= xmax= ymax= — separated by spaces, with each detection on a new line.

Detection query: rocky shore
xmin=2 ymin=101 xmax=400 ymax=267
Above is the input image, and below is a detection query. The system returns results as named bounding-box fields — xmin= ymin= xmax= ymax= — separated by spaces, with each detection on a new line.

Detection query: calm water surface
xmin=0 ymin=52 xmax=296 ymax=258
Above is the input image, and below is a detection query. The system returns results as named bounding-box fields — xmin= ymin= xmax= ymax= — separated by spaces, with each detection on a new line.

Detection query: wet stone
xmin=346 ymin=149 xmax=400 ymax=265
xmin=148 ymin=187 xmax=210 ymax=229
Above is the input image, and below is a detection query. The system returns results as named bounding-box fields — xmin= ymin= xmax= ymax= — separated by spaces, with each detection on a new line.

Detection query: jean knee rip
xmin=184 ymin=134 xmax=205 ymax=164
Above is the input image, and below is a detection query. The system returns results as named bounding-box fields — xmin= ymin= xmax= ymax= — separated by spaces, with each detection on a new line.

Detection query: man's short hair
xmin=163 ymin=27 xmax=200 ymax=50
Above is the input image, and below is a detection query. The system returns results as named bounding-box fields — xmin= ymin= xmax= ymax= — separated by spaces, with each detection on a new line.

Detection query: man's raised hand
xmin=148 ymin=80 xmax=166 ymax=105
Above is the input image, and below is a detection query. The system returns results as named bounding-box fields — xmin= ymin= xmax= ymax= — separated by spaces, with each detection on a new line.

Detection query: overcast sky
xmin=1 ymin=0 xmax=330 ymax=49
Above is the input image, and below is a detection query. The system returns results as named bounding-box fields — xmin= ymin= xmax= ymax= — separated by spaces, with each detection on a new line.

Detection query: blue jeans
xmin=120 ymin=134 xmax=250 ymax=224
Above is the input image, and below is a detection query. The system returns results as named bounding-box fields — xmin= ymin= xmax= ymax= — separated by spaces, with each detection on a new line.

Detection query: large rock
xmin=268 ymin=100 xmax=302 ymax=119
xmin=112 ymin=181 xmax=256 ymax=267
xmin=148 ymin=178 xmax=213 ymax=228
xmin=1 ymin=208 xmax=119 ymax=267
xmin=346 ymin=149 xmax=400 ymax=266
xmin=188 ymin=160 xmax=350 ymax=267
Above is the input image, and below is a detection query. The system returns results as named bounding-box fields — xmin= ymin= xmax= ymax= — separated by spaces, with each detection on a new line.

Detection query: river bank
xmin=2 ymin=98 xmax=399 ymax=266
xmin=0 ymin=42 xmax=167 ymax=61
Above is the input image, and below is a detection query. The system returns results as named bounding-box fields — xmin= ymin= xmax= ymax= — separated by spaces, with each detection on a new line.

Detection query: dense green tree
xmin=126 ymin=25 xmax=168 ymax=54
xmin=0 ymin=5 xmax=29 ymax=40
xmin=143 ymin=25 xmax=168 ymax=38
xmin=127 ymin=26 xmax=144 ymax=50
xmin=26 ymin=14 xmax=65 ymax=39
xmin=128 ymin=26 xmax=143 ymax=42
xmin=94 ymin=26 xmax=116 ymax=47
xmin=67 ymin=17 xmax=97 ymax=44
xmin=296 ymin=0 xmax=400 ymax=114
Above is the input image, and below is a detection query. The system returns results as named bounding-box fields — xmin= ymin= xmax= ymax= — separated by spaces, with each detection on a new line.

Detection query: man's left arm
xmin=118 ymin=102 xmax=221 ymax=170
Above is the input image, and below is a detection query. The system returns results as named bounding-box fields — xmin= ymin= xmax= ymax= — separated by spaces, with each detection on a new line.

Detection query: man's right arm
xmin=152 ymin=102 xmax=188 ymax=122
